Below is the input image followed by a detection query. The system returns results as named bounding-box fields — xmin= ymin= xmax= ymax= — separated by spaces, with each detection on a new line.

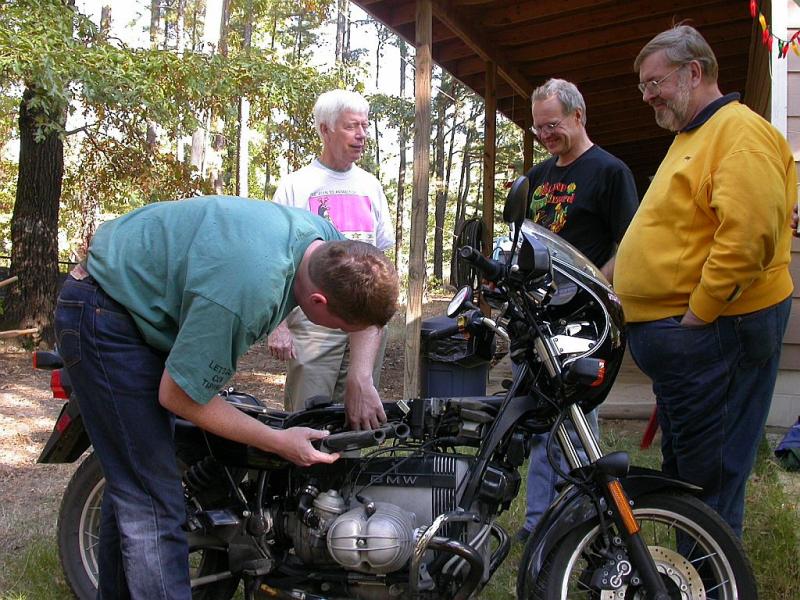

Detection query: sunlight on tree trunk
xmin=432 ymin=77 xmax=449 ymax=281
xmin=4 ymin=88 xmax=64 ymax=344
xmin=394 ymin=41 xmax=408 ymax=273
xmin=236 ymin=0 xmax=253 ymax=197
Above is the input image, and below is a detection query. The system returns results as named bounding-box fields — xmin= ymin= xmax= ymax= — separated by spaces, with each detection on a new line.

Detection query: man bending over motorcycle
xmin=53 ymin=195 xmax=399 ymax=600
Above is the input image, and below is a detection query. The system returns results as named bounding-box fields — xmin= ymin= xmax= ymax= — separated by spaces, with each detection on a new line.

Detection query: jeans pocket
xmin=735 ymin=308 xmax=780 ymax=368
xmin=54 ymin=299 xmax=83 ymax=368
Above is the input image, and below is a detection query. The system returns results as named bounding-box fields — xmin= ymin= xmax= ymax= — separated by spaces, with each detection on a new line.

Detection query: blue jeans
xmin=523 ymin=409 xmax=599 ymax=533
xmin=54 ymin=275 xmax=191 ymax=599
xmin=627 ymin=297 xmax=791 ymax=537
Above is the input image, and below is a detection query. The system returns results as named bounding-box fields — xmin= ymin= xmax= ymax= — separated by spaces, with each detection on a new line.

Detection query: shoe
xmin=514 ymin=528 xmax=531 ymax=543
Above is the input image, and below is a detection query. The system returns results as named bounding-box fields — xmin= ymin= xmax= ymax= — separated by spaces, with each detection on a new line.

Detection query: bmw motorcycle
xmin=35 ymin=177 xmax=756 ymax=599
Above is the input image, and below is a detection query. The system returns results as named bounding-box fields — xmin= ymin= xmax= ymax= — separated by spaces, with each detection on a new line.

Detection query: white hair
xmin=531 ymin=79 xmax=587 ymax=126
xmin=313 ymin=90 xmax=370 ymax=140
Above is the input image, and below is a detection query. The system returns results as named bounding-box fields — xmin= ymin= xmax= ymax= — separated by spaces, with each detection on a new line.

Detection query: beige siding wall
xmin=775 ymin=1 xmax=800 ymax=425
xmin=786 ymin=2 xmax=800 ymax=373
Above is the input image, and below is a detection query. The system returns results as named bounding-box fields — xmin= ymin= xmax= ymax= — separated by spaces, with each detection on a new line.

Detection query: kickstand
xmin=242 ymin=573 xmax=262 ymax=600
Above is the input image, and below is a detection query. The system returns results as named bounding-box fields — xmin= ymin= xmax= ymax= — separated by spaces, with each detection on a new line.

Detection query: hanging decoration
xmin=750 ymin=0 xmax=800 ymax=57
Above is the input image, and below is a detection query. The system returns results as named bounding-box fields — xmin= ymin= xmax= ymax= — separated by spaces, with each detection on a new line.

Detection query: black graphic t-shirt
xmin=526 ymin=145 xmax=638 ymax=268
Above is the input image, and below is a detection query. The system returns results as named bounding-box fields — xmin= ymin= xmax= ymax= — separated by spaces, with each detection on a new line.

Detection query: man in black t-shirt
xmin=526 ymin=79 xmax=638 ymax=282
xmin=517 ymin=78 xmax=638 ymax=542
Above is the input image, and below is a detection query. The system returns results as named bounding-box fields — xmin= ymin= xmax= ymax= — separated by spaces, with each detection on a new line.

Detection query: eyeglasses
xmin=530 ymin=117 xmax=564 ymax=138
xmin=637 ymin=64 xmax=685 ymax=96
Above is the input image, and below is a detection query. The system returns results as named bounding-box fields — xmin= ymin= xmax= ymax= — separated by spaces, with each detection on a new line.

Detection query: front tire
xmin=526 ymin=492 xmax=757 ymax=599
xmin=57 ymin=452 xmax=241 ymax=600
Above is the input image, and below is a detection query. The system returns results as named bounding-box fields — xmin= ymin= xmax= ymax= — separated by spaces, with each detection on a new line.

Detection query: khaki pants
xmin=283 ymin=308 xmax=388 ymax=412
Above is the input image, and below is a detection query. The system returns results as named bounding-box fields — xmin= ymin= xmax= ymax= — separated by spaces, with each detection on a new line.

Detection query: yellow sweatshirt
xmin=615 ymin=100 xmax=795 ymax=323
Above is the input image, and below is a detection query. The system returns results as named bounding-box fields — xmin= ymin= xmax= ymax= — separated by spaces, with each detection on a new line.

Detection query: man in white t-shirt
xmin=270 ymin=90 xmax=395 ymax=412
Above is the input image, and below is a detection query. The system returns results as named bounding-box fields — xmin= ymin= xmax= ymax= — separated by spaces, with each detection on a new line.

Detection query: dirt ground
xmin=0 ymin=299 xmax=448 ymax=560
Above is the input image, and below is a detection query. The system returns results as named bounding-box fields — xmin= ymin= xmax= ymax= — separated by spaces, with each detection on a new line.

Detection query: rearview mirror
xmin=502 ymin=176 xmax=529 ymax=227
xmin=447 ymin=285 xmax=474 ymax=318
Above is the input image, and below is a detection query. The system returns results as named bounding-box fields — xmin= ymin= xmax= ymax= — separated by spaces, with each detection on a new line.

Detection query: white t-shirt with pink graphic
xmin=272 ymin=159 xmax=394 ymax=251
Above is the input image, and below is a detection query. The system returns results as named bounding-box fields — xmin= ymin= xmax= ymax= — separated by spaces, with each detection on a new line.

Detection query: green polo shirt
xmin=87 ymin=195 xmax=343 ymax=403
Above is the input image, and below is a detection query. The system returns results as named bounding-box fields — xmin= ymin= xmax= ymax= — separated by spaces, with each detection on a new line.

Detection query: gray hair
xmin=531 ymin=79 xmax=587 ymax=126
xmin=634 ymin=25 xmax=718 ymax=82
xmin=313 ymin=90 xmax=370 ymax=140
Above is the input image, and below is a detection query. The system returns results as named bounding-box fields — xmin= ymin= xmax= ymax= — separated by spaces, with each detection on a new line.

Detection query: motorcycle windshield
xmin=519 ymin=219 xmax=608 ymax=285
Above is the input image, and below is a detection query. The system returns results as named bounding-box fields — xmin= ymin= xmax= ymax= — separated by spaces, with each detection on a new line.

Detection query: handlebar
xmin=424 ymin=322 xmax=463 ymax=341
xmin=458 ymin=246 xmax=506 ymax=283
xmin=318 ymin=422 xmax=411 ymax=453
xmin=320 ymin=429 xmax=385 ymax=452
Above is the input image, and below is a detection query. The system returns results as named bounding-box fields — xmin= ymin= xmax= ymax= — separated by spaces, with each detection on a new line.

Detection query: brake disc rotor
xmin=599 ymin=546 xmax=705 ymax=600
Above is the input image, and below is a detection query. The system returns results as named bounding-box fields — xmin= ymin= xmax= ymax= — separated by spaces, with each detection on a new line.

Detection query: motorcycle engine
xmin=326 ymin=501 xmax=417 ymax=573
xmin=287 ymin=455 xmax=471 ymax=575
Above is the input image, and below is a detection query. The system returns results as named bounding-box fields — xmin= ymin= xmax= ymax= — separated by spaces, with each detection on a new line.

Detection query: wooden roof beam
xmin=477 ymin=0 xmax=633 ymax=28
xmin=543 ymin=39 xmax=751 ymax=87
xmin=488 ymin=0 xmax=741 ymax=48
xmin=430 ymin=0 xmax=532 ymax=100
xmin=507 ymin=21 xmax=750 ymax=67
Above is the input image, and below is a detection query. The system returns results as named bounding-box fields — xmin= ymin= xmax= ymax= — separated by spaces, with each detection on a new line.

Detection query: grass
xmin=0 ymin=539 xmax=71 ymax=599
xmin=1 ymin=424 xmax=797 ymax=599
xmin=477 ymin=427 xmax=799 ymax=600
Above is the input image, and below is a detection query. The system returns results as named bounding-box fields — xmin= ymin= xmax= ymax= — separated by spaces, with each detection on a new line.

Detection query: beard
xmin=654 ymin=80 xmax=691 ymax=132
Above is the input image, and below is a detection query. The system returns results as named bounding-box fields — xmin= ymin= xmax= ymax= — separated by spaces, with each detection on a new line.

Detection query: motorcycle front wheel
xmin=530 ymin=492 xmax=757 ymax=599
xmin=57 ymin=452 xmax=241 ymax=600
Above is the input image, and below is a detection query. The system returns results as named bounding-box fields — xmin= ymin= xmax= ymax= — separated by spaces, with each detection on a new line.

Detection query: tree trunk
xmin=3 ymin=88 xmax=65 ymax=344
xmin=174 ymin=0 xmax=187 ymax=163
xmin=208 ymin=0 xmax=231 ymax=192
xmin=189 ymin=0 xmax=200 ymax=51
xmin=262 ymin=14 xmax=279 ymax=198
xmin=432 ymin=78 xmax=449 ymax=281
xmin=175 ymin=0 xmax=186 ymax=54
xmin=76 ymin=189 xmax=99 ymax=263
xmin=100 ymin=5 xmax=111 ymax=34
xmin=373 ymin=24 xmax=387 ymax=175
xmin=394 ymin=41 xmax=408 ymax=273
xmin=218 ymin=0 xmax=231 ymax=56
xmin=444 ymin=89 xmax=458 ymax=203
xmin=335 ymin=0 xmax=350 ymax=64
xmin=236 ymin=0 xmax=253 ymax=197
xmin=147 ymin=0 xmax=161 ymax=151
xmin=450 ymin=127 xmax=473 ymax=288
xmin=149 ymin=0 xmax=160 ymax=49
xmin=188 ymin=0 xmax=207 ymax=173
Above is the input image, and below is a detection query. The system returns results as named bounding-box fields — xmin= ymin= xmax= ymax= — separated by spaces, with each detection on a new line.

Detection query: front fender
xmin=517 ymin=466 xmax=701 ymax=592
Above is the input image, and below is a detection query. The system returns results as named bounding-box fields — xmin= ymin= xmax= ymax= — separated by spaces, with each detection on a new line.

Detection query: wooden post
xmin=0 ymin=275 xmax=19 ymax=289
xmin=482 ymin=61 xmax=496 ymax=259
xmin=523 ymin=126 xmax=534 ymax=173
xmin=403 ymin=0 xmax=432 ymax=401
xmin=0 ymin=328 xmax=39 ymax=339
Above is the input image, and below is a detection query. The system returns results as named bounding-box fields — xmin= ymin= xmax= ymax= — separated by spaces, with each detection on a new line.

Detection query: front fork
xmin=560 ymin=404 xmax=670 ymax=599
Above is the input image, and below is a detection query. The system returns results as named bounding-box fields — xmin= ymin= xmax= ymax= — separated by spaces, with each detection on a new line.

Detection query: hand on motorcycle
xmin=345 ymin=326 xmax=387 ymax=430
xmin=344 ymin=376 xmax=386 ymax=431
xmin=267 ymin=320 xmax=296 ymax=360
xmin=159 ymin=371 xmax=340 ymax=465
xmin=275 ymin=427 xmax=340 ymax=466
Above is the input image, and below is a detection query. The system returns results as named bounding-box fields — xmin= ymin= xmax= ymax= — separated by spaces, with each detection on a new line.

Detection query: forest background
xmin=0 ymin=0 xmax=548 ymax=345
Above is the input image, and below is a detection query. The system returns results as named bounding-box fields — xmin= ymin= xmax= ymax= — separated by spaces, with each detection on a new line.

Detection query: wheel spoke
xmin=540 ymin=495 xmax=753 ymax=599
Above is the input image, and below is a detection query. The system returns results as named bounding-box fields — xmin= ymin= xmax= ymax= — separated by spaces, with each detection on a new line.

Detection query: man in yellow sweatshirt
xmin=614 ymin=25 xmax=795 ymax=537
